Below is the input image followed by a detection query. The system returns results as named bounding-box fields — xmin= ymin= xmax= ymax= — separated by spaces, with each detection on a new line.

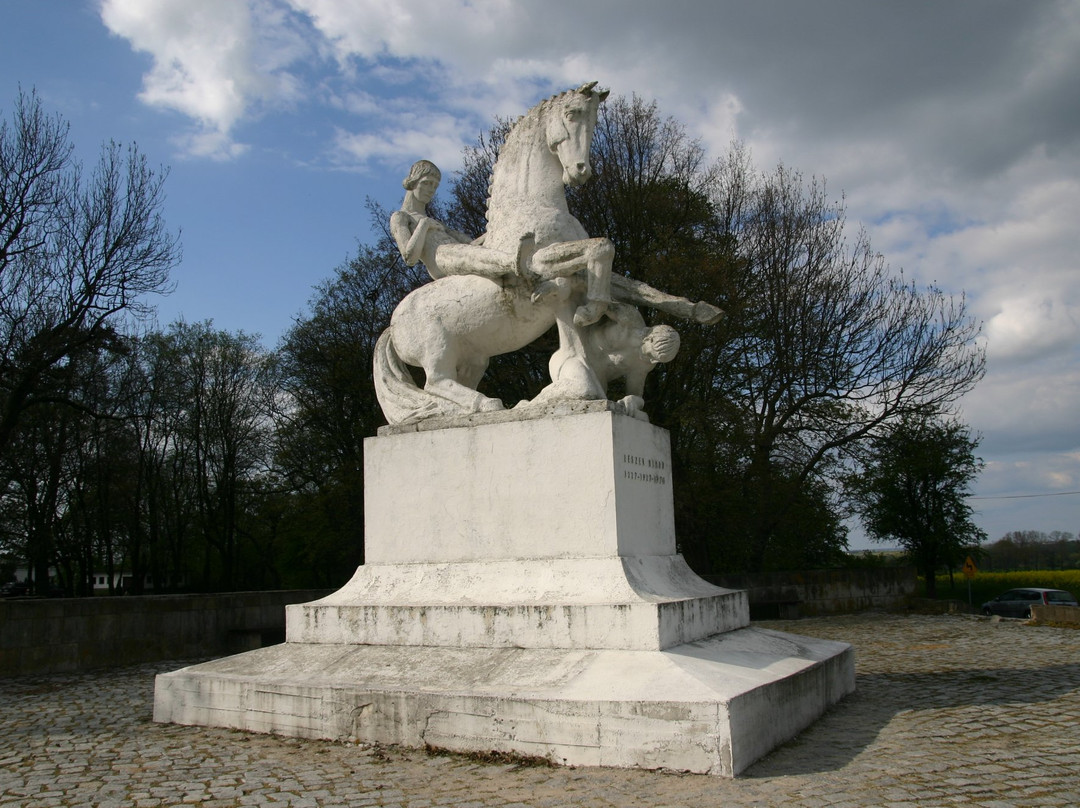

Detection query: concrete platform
xmin=154 ymin=410 xmax=855 ymax=776
xmin=11 ymin=615 xmax=1080 ymax=805
xmin=154 ymin=626 xmax=854 ymax=776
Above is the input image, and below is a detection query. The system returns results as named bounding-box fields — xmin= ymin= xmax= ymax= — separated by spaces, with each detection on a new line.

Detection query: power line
xmin=970 ymin=490 xmax=1080 ymax=501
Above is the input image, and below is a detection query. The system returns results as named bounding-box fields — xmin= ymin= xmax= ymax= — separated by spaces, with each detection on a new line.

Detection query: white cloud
xmin=286 ymin=0 xmax=516 ymax=70
xmin=691 ymin=93 xmax=744 ymax=156
xmin=985 ymin=296 xmax=1079 ymax=363
xmin=978 ymin=452 xmax=1080 ymax=505
xmin=98 ymin=0 xmax=1080 ymax=530
xmin=328 ymin=89 xmax=381 ymax=116
xmin=100 ymin=0 xmax=312 ymax=158
xmin=332 ymin=121 xmax=468 ymax=175
xmin=172 ymin=129 xmax=250 ymax=161
xmin=961 ymin=359 xmax=1080 ymax=454
xmin=878 ymin=157 xmax=1080 ymax=367
xmin=972 ymin=455 xmax=1080 ymax=539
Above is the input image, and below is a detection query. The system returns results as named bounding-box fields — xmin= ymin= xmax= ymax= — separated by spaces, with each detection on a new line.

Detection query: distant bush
xmin=921 ymin=570 xmax=1080 ymax=605
xmin=981 ymin=532 xmax=1079 ymax=571
xmin=835 ymin=550 xmax=909 ymax=569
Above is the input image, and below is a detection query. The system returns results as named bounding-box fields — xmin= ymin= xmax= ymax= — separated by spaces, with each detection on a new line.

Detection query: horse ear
xmin=576 ymin=81 xmax=609 ymax=102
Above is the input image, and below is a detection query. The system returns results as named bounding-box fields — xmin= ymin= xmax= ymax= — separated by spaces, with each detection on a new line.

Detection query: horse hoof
xmin=573 ymin=300 xmax=609 ymax=327
xmin=478 ymin=398 xmax=505 ymax=413
xmin=693 ymin=301 xmax=724 ymax=325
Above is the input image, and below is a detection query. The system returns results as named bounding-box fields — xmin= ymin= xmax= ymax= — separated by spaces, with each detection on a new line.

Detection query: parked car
xmin=981 ymin=587 xmax=1078 ymax=618
xmin=0 ymin=580 xmax=30 ymax=597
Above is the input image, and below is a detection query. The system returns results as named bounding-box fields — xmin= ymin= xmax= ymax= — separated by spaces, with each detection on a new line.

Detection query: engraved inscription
xmin=622 ymin=453 xmax=667 ymax=485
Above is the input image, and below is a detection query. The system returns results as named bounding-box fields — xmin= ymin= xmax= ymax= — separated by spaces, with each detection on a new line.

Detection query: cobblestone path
xmin=1 ymin=613 xmax=1078 ymax=807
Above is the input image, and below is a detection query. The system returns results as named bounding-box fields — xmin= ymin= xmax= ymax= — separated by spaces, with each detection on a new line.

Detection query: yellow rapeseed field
xmin=929 ymin=569 xmax=1080 ymax=604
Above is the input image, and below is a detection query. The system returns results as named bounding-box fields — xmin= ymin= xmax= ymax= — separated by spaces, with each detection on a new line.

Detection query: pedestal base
xmin=153 ymin=409 xmax=855 ymax=777
xmin=154 ymin=627 xmax=854 ymax=777
xmin=287 ymin=556 xmax=748 ymax=651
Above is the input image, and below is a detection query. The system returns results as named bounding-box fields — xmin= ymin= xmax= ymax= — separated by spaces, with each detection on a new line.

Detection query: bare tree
xmin=161 ymin=322 xmax=277 ymax=590
xmin=0 ymin=89 xmax=180 ymax=453
xmin=717 ymin=159 xmax=985 ymax=569
xmin=445 ymin=94 xmax=985 ymax=573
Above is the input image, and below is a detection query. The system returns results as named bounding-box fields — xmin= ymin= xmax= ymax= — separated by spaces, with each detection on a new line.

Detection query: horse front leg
xmin=523 ymin=301 xmax=606 ymax=408
xmin=612 ymin=275 xmax=724 ymax=324
xmin=531 ymin=237 xmax=614 ymax=327
xmin=574 ymin=237 xmax=614 ymax=326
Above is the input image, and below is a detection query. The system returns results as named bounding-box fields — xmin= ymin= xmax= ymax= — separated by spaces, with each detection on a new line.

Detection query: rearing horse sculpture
xmin=374 ymin=82 xmax=723 ymax=425
xmin=375 ymin=82 xmax=614 ymax=424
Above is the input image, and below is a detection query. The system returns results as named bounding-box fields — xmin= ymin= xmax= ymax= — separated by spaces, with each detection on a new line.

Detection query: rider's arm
xmin=391 ymin=210 xmax=428 ymax=266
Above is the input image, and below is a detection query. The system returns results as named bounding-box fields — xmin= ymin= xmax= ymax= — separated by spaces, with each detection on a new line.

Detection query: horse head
xmin=546 ymin=82 xmax=609 ymax=188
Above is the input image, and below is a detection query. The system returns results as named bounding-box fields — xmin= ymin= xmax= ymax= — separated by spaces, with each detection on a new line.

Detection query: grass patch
xmin=424 ymin=743 xmax=556 ymax=768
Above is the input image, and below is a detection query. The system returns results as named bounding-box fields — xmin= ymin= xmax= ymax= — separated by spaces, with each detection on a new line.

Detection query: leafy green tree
xmin=51 ymin=345 xmax=136 ymax=596
xmin=0 ymin=333 xmax=135 ymax=596
xmin=102 ymin=323 xmax=278 ymax=594
xmin=983 ymin=531 xmax=1080 ymax=571
xmin=848 ymin=415 xmax=986 ymax=596
xmin=116 ymin=330 xmax=199 ymax=593
xmin=0 ymin=395 xmax=75 ymax=594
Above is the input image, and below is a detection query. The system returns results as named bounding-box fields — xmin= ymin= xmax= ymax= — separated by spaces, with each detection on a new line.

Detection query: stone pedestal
xmin=154 ymin=407 xmax=854 ymax=777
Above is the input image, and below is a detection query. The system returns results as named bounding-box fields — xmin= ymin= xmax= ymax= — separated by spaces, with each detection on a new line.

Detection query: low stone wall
xmin=0 ymin=589 xmax=332 ymax=676
xmin=2 ymin=569 xmax=919 ymax=675
xmin=703 ymin=567 xmax=917 ymax=619
xmin=1031 ymin=604 xmax=1080 ymax=625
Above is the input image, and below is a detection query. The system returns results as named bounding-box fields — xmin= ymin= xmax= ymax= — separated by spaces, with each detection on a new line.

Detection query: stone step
xmin=154 ymin=626 xmax=855 ymax=777
xmin=287 ymin=556 xmax=748 ymax=650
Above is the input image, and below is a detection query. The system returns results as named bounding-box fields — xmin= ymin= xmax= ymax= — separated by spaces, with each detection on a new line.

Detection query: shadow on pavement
xmin=744 ymin=662 xmax=1080 ymax=777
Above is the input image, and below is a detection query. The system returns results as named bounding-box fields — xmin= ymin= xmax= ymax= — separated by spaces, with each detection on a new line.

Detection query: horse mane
xmin=485 ymin=83 xmax=605 ymax=226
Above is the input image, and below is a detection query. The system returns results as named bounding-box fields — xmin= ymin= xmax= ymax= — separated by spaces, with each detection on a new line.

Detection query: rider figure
xmin=390 ymin=160 xmax=519 ymax=283
xmin=390 ymin=160 xmax=613 ymax=326
xmin=391 ymin=159 xmax=722 ymax=329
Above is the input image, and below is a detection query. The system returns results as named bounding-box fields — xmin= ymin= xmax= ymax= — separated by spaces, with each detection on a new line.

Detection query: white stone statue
xmin=159 ymin=89 xmax=853 ymax=767
xmin=375 ymin=83 xmax=723 ymax=425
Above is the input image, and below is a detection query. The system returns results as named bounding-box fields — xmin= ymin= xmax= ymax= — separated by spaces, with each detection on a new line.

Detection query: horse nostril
xmin=576 ymin=162 xmax=587 ymax=173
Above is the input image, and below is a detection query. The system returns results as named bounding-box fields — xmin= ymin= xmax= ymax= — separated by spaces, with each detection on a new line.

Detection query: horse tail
xmin=374 ymin=328 xmax=441 ymax=425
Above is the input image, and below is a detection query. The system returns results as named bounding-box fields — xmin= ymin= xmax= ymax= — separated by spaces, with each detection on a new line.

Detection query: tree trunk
xmin=923 ymin=562 xmax=938 ymax=598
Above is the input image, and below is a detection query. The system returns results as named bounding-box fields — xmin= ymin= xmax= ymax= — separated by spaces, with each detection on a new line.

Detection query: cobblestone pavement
xmin=2 ymin=613 xmax=1079 ymax=807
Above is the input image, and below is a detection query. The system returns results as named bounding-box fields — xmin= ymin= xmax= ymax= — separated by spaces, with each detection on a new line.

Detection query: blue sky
xmin=3 ymin=0 xmax=1079 ymax=547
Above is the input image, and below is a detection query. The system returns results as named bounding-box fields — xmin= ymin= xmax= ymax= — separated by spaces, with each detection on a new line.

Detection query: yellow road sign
xmin=962 ymin=556 xmax=977 ymax=579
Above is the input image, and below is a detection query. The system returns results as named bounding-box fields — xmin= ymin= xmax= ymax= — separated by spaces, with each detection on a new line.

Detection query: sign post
xmin=962 ymin=555 xmax=977 ymax=606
